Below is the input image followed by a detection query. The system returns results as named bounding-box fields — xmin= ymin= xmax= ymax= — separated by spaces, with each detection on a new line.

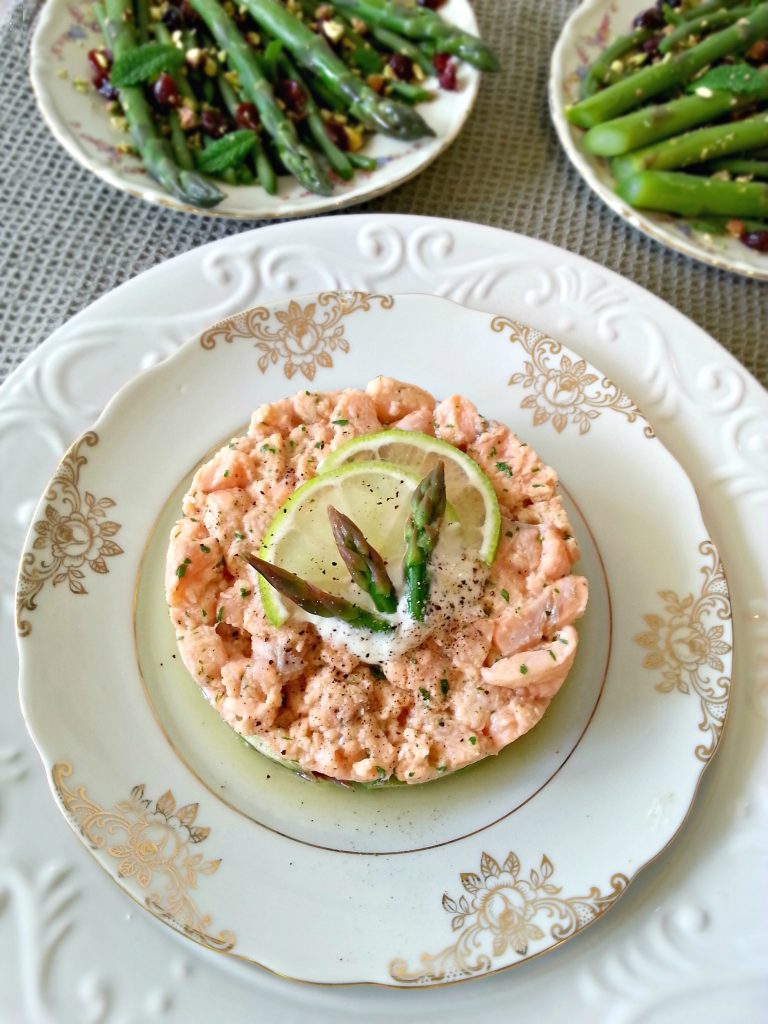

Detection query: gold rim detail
xmin=199 ymin=291 xmax=394 ymax=380
xmin=16 ymin=432 xmax=123 ymax=637
xmin=389 ymin=850 xmax=628 ymax=984
xmin=635 ymin=539 xmax=732 ymax=762
xmin=52 ymin=762 xmax=236 ymax=952
xmin=491 ymin=317 xmax=654 ymax=437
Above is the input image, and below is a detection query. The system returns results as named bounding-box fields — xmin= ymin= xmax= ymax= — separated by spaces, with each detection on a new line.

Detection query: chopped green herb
xmin=496 ymin=461 xmax=513 ymax=477
xmin=223 ymin=469 xmax=229 ymax=477
xmin=199 ymin=543 xmax=210 ymax=553
xmin=548 ymin=649 xmax=557 ymax=661
xmin=331 ymin=419 xmax=349 ymax=426
xmin=240 ymin=587 xmax=251 ymax=598
xmin=440 ymin=678 xmax=449 ymax=696
xmin=216 ymin=606 xmax=223 ymax=623
xmin=408 ymin=771 xmax=414 ymax=778
xmin=490 ymin=446 xmax=497 ymax=457
xmin=437 ymin=765 xmax=447 ymax=773
xmin=564 ymin=533 xmax=572 ymax=541
xmin=557 ymin=635 xmax=569 ymax=645
xmin=419 ymin=687 xmax=431 ymax=701
xmin=519 ymin=664 xmax=528 ymax=675
xmin=175 ymin=558 xmax=191 ymax=578
xmin=261 ymin=443 xmax=277 ymax=454
xmin=315 ymin=441 xmax=325 ymax=450
xmin=376 ymin=766 xmax=386 ymax=779
xmin=234 ymin=531 xmax=245 ymax=540
xmin=501 ymin=588 xmax=509 ymax=603
xmin=505 ymin=530 xmax=513 ymax=538
xmin=468 ymin=735 xmax=477 ymax=745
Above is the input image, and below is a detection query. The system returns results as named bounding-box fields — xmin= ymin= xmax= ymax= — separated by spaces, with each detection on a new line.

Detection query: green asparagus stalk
xmin=98 ymin=0 xmax=225 ymax=207
xmin=389 ymin=80 xmax=434 ymax=104
xmin=152 ymin=21 xmax=199 ymax=173
xmin=216 ymin=71 xmax=279 ymax=193
xmin=240 ymin=0 xmax=433 ymax=139
xmin=369 ymin=24 xmax=435 ymax=77
xmin=579 ymin=28 xmax=654 ymax=99
xmin=704 ymin=157 xmax=768 ymax=177
xmin=331 ymin=0 xmax=498 ymax=72
xmin=617 ymin=168 xmax=768 ymax=216
xmin=134 ymin=0 xmax=149 ymax=44
xmin=567 ymin=3 xmax=768 ymax=128
xmin=328 ymin=506 xmax=397 ymax=613
xmin=612 ymin=111 xmax=768 ymax=179
xmin=582 ymin=80 xmax=768 ymax=156
xmin=348 ymin=151 xmax=378 ymax=170
xmin=277 ymin=51 xmax=355 ymax=179
xmin=678 ymin=0 xmax=745 ymax=21
xmin=659 ymin=4 xmax=750 ymax=53
xmin=403 ymin=462 xmax=446 ymax=622
xmin=186 ymin=0 xmax=333 ymax=194
xmin=245 ymin=554 xmax=394 ymax=632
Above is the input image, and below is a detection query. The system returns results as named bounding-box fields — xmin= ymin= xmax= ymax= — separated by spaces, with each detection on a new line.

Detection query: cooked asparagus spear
xmin=617 ymin=169 xmax=768 ymax=216
xmin=579 ymin=27 xmax=654 ymax=99
xmin=330 ymin=0 xmax=499 ymax=72
xmin=245 ymin=554 xmax=394 ymax=631
xmin=97 ymin=0 xmax=225 ymax=206
xmin=403 ymin=462 xmax=446 ymax=622
xmin=327 ymin=506 xmax=397 ymax=612
xmin=583 ymin=74 xmax=768 ymax=157
xmin=186 ymin=0 xmax=333 ymax=194
xmin=240 ymin=0 xmax=433 ymax=139
xmin=567 ymin=3 xmax=768 ymax=128
xmin=612 ymin=111 xmax=768 ymax=179
xmin=704 ymin=157 xmax=768 ymax=177
xmin=659 ymin=4 xmax=751 ymax=54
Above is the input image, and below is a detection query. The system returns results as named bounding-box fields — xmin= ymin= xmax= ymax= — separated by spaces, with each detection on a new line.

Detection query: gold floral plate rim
xmin=15 ymin=290 xmax=733 ymax=986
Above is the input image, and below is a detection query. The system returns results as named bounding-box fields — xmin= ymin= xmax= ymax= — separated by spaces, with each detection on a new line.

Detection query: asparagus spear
xmin=617 ymin=169 xmax=768 ymax=217
xmin=216 ymin=71 xmax=279 ymax=193
xmin=403 ymin=462 xmax=446 ymax=622
xmin=659 ymin=4 xmax=751 ymax=54
xmin=97 ymin=0 xmax=224 ymax=207
xmin=566 ymin=3 xmax=768 ymax=128
xmin=612 ymin=111 xmax=768 ymax=179
xmin=240 ymin=0 xmax=433 ymax=139
xmin=582 ymin=78 xmax=768 ymax=156
xmin=244 ymin=554 xmax=394 ymax=632
xmin=186 ymin=0 xmax=333 ymax=194
xmin=327 ymin=506 xmax=397 ymax=612
xmin=705 ymin=157 xmax=768 ymax=177
xmin=331 ymin=0 xmax=499 ymax=72
xmin=579 ymin=28 xmax=654 ymax=99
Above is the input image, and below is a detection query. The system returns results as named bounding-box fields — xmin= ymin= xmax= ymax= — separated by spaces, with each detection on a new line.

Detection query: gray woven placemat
xmin=1 ymin=0 xmax=766 ymax=387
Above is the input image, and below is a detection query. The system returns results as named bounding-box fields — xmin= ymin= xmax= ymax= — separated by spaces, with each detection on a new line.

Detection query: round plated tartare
xmin=165 ymin=377 xmax=588 ymax=786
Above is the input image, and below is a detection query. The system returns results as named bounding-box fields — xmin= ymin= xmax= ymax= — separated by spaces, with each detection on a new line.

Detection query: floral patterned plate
xmin=16 ymin=292 xmax=731 ymax=986
xmin=549 ymin=0 xmax=768 ymax=280
xmin=29 ymin=0 xmax=479 ymax=218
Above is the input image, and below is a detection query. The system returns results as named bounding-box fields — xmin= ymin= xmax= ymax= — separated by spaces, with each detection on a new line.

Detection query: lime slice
xmin=320 ymin=429 xmax=501 ymax=565
xmin=258 ymin=460 xmax=422 ymax=626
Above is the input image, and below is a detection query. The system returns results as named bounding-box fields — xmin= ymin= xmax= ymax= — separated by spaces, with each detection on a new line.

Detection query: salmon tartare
xmin=165 ymin=377 xmax=588 ymax=785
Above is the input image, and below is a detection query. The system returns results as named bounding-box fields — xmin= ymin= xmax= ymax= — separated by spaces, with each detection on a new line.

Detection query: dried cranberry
xmin=161 ymin=5 xmax=184 ymax=29
xmin=387 ymin=52 xmax=413 ymax=80
xmin=418 ymin=0 xmax=447 ymax=7
xmin=433 ymin=53 xmax=457 ymax=90
xmin=746 ymin=39 xmax=768 ymax=63
xmin=153 ymin=72 xmax=180 ymax=108
xmin=641 ymin=34 xmax=662 ymax=57
xmin=433 ymin=52 xmax=451 ymax=75
xmin=87 ymin=48 xmax=112 ymax=75
xmin=200 ymin=109 xmax=227 ymax=137
xmin=632 ymin=8 xmax=665 ymax=29
xmin=324 ymin=120 xmax=349 ymax=150
xmin=741 ymin=230 xmax=768 ymax=252
xmin=235 ymin=102 xmax=259 ymax=130
xmin=275 ymin=78 xmax=307 ymax=113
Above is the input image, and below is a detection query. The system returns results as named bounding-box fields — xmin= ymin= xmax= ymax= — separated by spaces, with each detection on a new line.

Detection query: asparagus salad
xmin=84 ymin=0 xmax=497 ymax=208
xmin=165 ymin=377 xmax=588 ymax=787
xmin=567 ymin=0 xmax=768 ymax=253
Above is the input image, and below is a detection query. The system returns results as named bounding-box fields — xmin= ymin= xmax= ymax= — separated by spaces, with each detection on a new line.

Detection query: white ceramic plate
xmin=29 ymin=0 xmax=480 ymax=218
xmin=16 ymin=290 xmax=731 ymax=986
xmin=549 ymin=0 xmax=768 ymax=280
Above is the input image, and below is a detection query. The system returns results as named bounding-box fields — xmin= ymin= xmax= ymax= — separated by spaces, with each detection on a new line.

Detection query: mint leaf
xmin=687 ymin=63 xmax=767 ymax=96
xmin=197 ymin=131 xmax=257 ymax=174
xmin=110 ymin=43 xmax=184 ymax=86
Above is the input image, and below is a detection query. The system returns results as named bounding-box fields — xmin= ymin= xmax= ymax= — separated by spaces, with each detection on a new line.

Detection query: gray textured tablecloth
xmin=1 ymin=0 xmax=766 ymax=387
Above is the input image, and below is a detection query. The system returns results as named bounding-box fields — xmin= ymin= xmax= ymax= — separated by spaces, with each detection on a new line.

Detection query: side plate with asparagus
xmin=36 ymin=0 xmax=496 ymax=212
xmin=553 ymin=0 xmax=768 ymax=270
